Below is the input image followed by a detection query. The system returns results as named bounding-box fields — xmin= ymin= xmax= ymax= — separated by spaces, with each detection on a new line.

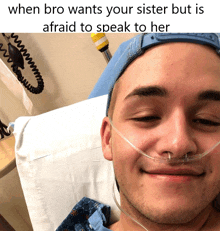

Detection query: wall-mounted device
xmin=0 ymin=33 xmax=44 ymax=94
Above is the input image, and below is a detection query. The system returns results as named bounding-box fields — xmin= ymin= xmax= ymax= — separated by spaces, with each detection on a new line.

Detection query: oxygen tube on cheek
xmin=108 ymin=117 xmax=220 ymax=164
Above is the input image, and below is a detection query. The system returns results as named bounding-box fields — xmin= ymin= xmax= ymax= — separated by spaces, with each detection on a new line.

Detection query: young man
xmin=101 ymin=33 xmax=220 ymax=230
xmin=57 ymin=33 xmax=220 ymax=231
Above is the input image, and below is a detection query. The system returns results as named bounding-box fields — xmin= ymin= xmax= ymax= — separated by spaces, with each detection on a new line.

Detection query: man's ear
xmin=100 ymin=117 xmax=113 ymax=161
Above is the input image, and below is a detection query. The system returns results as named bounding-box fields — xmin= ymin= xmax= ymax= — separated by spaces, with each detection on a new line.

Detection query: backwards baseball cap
xmin=88 ymin=33 xmax=220 ymax=115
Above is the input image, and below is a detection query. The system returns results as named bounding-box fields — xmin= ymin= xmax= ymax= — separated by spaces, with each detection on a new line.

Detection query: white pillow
xmin=13 ymin=95 xmax=120 ymax=231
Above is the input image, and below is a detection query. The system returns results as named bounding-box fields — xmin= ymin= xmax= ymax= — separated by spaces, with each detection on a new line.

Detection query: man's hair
xmin=107 ymin=79 xmax=121 ymax=119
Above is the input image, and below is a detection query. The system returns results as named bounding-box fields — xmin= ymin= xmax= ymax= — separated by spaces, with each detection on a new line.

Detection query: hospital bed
xmin=1 ymin=93 xmax=120 ymax=231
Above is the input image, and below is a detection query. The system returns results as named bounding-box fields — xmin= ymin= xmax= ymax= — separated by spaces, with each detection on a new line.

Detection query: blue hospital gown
xmin=56 ymin=197 xmax=111 ymax=231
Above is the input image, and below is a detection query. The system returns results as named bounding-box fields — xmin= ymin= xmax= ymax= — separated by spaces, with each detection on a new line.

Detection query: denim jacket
xmin=56 ymin=197 xmax=111 ymax=231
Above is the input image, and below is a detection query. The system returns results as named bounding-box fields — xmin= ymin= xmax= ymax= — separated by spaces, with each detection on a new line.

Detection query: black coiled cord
xmin=0 ymin=43 xmax=10 ymax=63
xmin=0 ymin=33 xmax=44 ymax=94
xmin=0 ymin=119 xmax=11 ymax=140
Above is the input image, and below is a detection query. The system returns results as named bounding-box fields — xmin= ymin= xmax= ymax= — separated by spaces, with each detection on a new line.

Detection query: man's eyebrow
xmin=124 ymin=86 xmax=168 ymax=100
xmin=198 ymin=90 xmax=220 ymax=101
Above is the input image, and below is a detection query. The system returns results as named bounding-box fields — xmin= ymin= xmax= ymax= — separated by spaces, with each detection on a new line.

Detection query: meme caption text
xmin=8 ymin=3 xmax=205 ymax=32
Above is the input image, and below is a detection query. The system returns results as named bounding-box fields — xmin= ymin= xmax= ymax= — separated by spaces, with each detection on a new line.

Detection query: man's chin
xmin=132 ymin=199 xmax=207 ymax=225
xmin=144 ymin=207 xmax=199 ymax=225
xmin=123 ymin=190 xmax=211 ymax=225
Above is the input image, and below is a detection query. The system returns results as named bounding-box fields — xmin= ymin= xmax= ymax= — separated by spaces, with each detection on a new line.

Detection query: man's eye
xmin=193 ymin=118 xmax=220 ymax=126
xmin=133 ymin=116 xmax=160 ymax=122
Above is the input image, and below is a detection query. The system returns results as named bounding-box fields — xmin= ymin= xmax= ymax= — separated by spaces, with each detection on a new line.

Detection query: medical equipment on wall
xmin=0 ymin=33 xmax=44 ymax=94
xmin=91 ymin=33 xmax=112 ymax=62
xmin=0 ymin=119 xmax=11 ymax=140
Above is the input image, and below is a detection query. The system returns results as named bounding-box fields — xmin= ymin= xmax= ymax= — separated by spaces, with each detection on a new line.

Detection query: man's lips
xmin=141 ymin=168 xmax=205 ymax=183
xmin=142 ymin=168 xmax=205 ymax=176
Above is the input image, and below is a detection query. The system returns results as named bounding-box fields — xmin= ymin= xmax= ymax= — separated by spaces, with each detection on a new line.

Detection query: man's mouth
xmin=141 ymin=168 xmax=205 ymax=182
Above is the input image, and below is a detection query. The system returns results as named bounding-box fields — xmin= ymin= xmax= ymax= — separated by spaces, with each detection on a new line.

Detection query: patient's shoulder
xmin=56 ymin=197 xmax=111 ymax=231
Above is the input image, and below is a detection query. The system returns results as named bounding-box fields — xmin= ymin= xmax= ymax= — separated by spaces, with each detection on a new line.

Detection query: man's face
xmin=101 ymin=42 xmax=220 ymax=225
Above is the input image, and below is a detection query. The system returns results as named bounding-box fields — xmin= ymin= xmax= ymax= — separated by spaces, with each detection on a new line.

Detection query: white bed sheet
xmin=13 ymin=95 xmax=120 ymax=231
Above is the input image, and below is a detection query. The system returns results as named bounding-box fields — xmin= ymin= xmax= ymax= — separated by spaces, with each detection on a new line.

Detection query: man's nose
xmin=156 ymin=110 xmax=197 ymax=160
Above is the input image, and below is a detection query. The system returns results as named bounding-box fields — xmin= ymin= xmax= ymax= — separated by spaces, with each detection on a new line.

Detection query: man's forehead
xmin=114 ymin=42 xmax=220 ymax=102
xmin=125 ymin=42 xmax=218 ymax=69
xmin=119 ymin=42 xmax=219 ymax=82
